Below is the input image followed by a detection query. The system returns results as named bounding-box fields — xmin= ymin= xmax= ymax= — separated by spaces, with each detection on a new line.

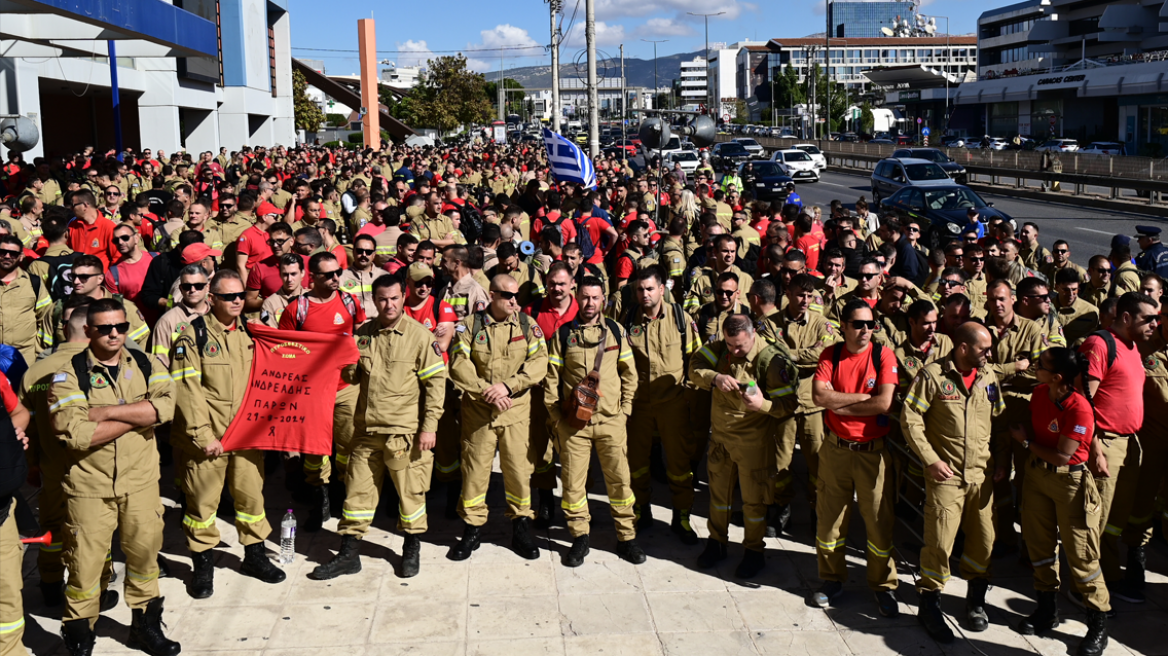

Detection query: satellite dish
xmin=0 ymin=116 xmax=39 ymax=153
xmin=881 ymin=26 xmax=895 ymax=36
xmin=925 ymin=24 xmax=937 ymax=34
xmin=638 ymin=117 xmax=671 ymax=150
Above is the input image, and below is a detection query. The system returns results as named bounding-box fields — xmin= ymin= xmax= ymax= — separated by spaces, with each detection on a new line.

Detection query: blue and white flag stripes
xmin=542 ymin=128 xmax=596 ymax=189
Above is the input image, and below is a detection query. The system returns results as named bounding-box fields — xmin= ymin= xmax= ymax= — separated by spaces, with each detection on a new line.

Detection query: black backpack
xmin=461 ymin=201 xmax=484 ymax=244
xmin=1090 ymin=329 xmax=1118 ymax=369
xmin=72 ymin=348 xmax=153 ymax=397
xmin=37 ymin=251 xmax=82 ymax=300
xmin=621 ymin=301 xmax=690 ymax=378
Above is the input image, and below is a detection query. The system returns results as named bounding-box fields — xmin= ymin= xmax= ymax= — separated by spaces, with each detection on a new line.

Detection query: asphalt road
xmin=797 ymin=170 xmax=1168 ymax=262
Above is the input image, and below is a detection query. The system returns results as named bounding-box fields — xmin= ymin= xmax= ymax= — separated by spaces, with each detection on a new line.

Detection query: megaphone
xmin=637 ymin=117 xmax=671 ymax=150
xmin=677 ymin=115 xmax=716 ymax=148
xmin=0 ymin=116 xmax=40 ymax=153
xmin=21 ymin=530 xmax=52 ymax=546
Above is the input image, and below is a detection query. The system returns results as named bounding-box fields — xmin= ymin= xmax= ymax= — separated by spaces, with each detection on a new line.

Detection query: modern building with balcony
xmin=678 ymin=56 xmax=709 ymax=108
xmin=956 ymin=0 xmax=1168 ymax=155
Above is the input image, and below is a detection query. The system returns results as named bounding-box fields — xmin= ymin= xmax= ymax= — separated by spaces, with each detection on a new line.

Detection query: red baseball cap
xmin=182 ymin=243 xmax=223 ymax=265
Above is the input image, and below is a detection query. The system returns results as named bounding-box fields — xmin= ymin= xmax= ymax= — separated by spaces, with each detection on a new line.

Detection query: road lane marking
xmin=1076 ymin=228 xmax=1116 ymax=236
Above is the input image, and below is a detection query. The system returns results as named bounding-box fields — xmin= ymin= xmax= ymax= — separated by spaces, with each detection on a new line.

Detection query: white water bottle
xmin=279 ymin=509 xmax=296 ymax=565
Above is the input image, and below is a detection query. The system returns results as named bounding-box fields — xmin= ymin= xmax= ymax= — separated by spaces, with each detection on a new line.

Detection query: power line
xmin=291 ymin=45 xmax=546 ymax=54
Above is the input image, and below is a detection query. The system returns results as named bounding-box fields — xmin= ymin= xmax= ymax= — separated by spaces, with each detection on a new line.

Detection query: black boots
xmin=616 ymin=539 xmax=647 ymax=564
xmin=305 ymin=484 xmax=329 ymax=532
xmin=62 ymin=618 xmax=95 ymax=656
xmin=534 ymin=489 xmax=556 ymax=529
xmin=1113 ymin=544 xmax=1147 ymax=603
xmin=562 ymin=535 xmax=590 ymax=567
xmin=917 ymin=590 xmax=954 ymax=643
xmin=444 ymin=481 xmax=461 ymax=520
xmin=311 ymin=535 xmax=362 ymax=580
xmin=1016 ymin=590 xmax=1060 ymax=635
xmin=670 ymin=509 xmax=699 ymax=545
xmin=965 ymin=578 xmax=990 ymax=632
xmin=696 ymin=538 xmax=728 ymax=569
xmin=635 ymin=505 xmax=653 ymax=532
xmin=1078 ymin=610 xmax=1109 ymax=656
xmin=128 ymin=597 xmax=181 ymax=656
xmin=187 ymin=550 xmax=214 ymax=599
xmin=448 ymin=524 xmax=483 ymax=561
xmin=241 ymin=542 xmax=287 ymax=584
xmin=765 ymin=504 xmax=791 ymax=538
xmin=401 ymin=534 xmax=421 ymax=578
xmin=735 ymin=549 xmax=765 ymax=579
xmin=41 ymin=580 xmax=64 ymax=607
xmin=511 ymin=518 xmax=540 ymax=560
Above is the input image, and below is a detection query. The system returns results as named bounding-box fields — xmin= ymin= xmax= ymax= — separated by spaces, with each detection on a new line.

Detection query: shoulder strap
xmin=518 ymin=312 xmax=532 ymax=341
xmin=832 ymin=342 xmax=843 ymax=370
xmin=340 ymin=291 xmax=357 ymax=325
xmin=603 ymin=317 xmax=623 ymax=353
xmin=127 ymin=348 xmax=152 ymax=379
xmin=71 ymin=351 xmax=91 ymax=397
xmin=109 ymin=263 xmax=120 ymax=288
xmin=28 ymin=272 xmax=41 ymax=298
xmin=294 ymin=295 xmax=310 ymax=330
xmin=872 ymin=342 xmax=883 ymax=373
xmin=1092 ymin=329 xmax=1117 ymax=368
xmin=192 ymin=315 xmax=209 ymax=353
xmin=472 ymin=310 xmax=485 ymax=339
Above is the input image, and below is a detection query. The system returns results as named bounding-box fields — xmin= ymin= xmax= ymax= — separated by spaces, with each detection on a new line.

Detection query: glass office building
xmin=829 ymin=1 xmax=913 ymax=38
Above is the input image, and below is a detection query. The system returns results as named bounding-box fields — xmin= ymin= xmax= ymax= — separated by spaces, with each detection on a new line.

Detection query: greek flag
xmin=542 ymin=128 xmax=596 ymax=189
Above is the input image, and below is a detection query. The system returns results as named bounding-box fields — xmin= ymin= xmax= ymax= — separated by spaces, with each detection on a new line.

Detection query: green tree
xmin=398 ymin=55 xmax=493 ymax=135
xmin=860 ymin=101 xmax=875 ymax=134
xmin=731 ymin=99 xmax=749 ymax=125
xmin=773 ymin=65 xmax=806 ymax=110
xmin=292 ymin=70 xmax=325 ymax=133
xmin=484 ymin=78 xmax=525 ymax=117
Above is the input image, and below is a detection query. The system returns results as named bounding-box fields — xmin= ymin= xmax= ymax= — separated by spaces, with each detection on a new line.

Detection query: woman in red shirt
xmin=1009 ymin=347 xmax=1110 ymax=654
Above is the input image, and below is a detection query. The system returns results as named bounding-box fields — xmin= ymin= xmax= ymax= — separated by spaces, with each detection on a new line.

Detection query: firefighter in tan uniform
xmin=446 ymin=274 xmax=548 ymax=561
xmin=149 ymin=264 xmax=209 ymax=365
xmin=339 ymin=233 xmax=385 ymax=320
xmin=0 ymin=378 xmax=29 ymax=656
xmin=621 ymin=266 xmax=703 ymax=543
xmin=771 ymin=274 xmax=838 ymax=532
xmin=544 ymin=276 xmax=646 ymax=568
xmin=0 ymin=235 xmax=53 ymax=361
xmin=311 ymin=275 xmax=446 ymax=581
xmin=46 ymin=298 xmax=180 ymax=656
xmin=170 ymin=270 xmax=286 ymax=600
xmin=902 ymin=322 xmax=1003 ymax=643
xmin=682 ymin=235 xmax=754 ymax=317
xmin=690 ymin=314 xmax=799 ymax=578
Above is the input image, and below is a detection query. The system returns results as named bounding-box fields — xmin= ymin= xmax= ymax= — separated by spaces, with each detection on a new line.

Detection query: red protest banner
xmin=220 ymin=323 xmax=359 ymax=455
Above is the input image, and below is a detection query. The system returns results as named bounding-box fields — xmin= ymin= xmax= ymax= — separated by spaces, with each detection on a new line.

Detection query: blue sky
xmin=288 ymin=0 xmax=982 ymax=76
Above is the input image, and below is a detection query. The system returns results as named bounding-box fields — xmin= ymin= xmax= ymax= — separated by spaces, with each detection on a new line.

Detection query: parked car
xmin=733 ymin=138 xmax=766 ymax=159
xmin=612 ymin=139 xmax=638 ymax=157
xmin=1080 ymin=141 xmax=1126 ymax=156
xmin=870 ymin=157 xmax=954 ymax=204
xmin=740 ymin=161 xmax=795 ymax=201
xmin=770 ymin=149 xmax=821 ymax=182
xmin=666 ymin=150 xmax=701 ymax=174
xmin=837 ymin=132 xmax=861 ymax=143
xmin=940 ymin=135 xmax=966 ymax=148
xmin=868 ymin=138 xmax=895 ymax=145
xmin=880 ymin=184 xmax=1014 ymax=249
xmin=711 ymin=141 xmax=753 ymax=169
xmin=1034 ymin=138 xmax=1079 ymax=153
xmin=891 ymin=147 xmax=968 ymax=184
xmin=895 ymin=134 xmax=914 ymax=145
xmin=792 ymin=144 xmax=827 ymax=170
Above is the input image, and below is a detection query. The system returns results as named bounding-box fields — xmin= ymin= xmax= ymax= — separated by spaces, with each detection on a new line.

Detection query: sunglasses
xmin=714 ymin=289 xmax=737 ymax=297
xmin=313 ymin=269 xmax=341 ymax=279
xmin=1097 ymin=269 xmax=1112 ymax=275
xmin=105 ymin=192 xmax=121 ymax=197
xmin=93 ymin=322 xmax=131 ymax=336
xmin=0 ymin=249 xmax=21 ymax=259
xmin=858 ymin=272 xmax=880 ymax=281
xmin=1053 ymin=249 xmax=1068 ymax=254
xmin=114 ymin=234 xmax=134 ymax=243
xmin=354 ymin=248 xmax=375 ymax=256
xmin=220 ymin=203 xmax=236 ymax=209
xmin=180 ymin=282 xmax=208 ymax=291
xmin=492 ymin=289 xmax=519 ymax=300
xmin=269 ymin=238 xmax=289 ymax=247
xmin=72 ymin=272 xmax=99 ymax=283
xmin=907 ymin=227 xmax=920 ymax=233
xmin=212 ymin=292 xmax=245 ymax=302
xmin=938 ymin=280 xmax=963 ymax=288
xmin=968 ymin=256 xmax=985 ymax=263
xmin=849 ymin=320 xmax=877 ymax=331
xmin=414 ymin=278 xmax=434 ymax=288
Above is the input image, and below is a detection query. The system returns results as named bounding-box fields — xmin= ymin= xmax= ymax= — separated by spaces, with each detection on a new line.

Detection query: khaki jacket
xmin=984 ymin=314 xmax=1045 ymax=399
xmin=0 ymin=268 xmax=53 ymax=361
xmin=623 ymin=304 xmax=702 ymax=406
xmin=689 ymin=336 xmax=798 ymax=440
xmin=344 ymin=315 xmax=447 ymax=435
xmin=449 ymin=311 xmax=548 ymax=428
xmin=683 ymin=264 xmax=753 ymax=316
xmin=170 ymin=315 xmax=252 ymax=452
xmin=18 ymin=342 xmax=87 ymax=473
xmin=544 ymin=319 xmax=637 ymax=425
xmin=776 ymin=309 xmax=839 ymax=412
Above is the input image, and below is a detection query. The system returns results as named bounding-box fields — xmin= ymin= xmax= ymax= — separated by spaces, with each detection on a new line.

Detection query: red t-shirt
xmin=794 ymin=235 xmax=820 ymax=271
xmin=533 ymin=211 xmax=577 ymax=243
xmin=814 ymin=343 xmax=898 ymax=442
xmin=1079 ymin=330 xmax=1144 ymax=434
xmin=246 ymin=255 xmax=285 ymax=298
xmin=1030 ymin=385 xmax=1094 ymax=466
xmin=959 ymin=367 xmax=977 ymax=390
xmin=68 ymin=216 xmax=119 ymax=267
xmin=356 ymin=222 xmax=385 ymax=238
xmin=330 ymin=244 xmax=349 ymax=269
xmin=237 ymin=225 xmax=273 ymax=269
xmin=0 ymin=375 xmax=17 ymax=413
xmin=404 ymin=296 xmax=457 ymax=363
xmin=524 ymin=296 xmax=579 ymax=338
xmin=104 ymin=252 xmax=154 ymax=305
xmin=574 ymin=215 xmax=607 ymax=264
xmin=278 ymin=292 xmax=366 ymax=335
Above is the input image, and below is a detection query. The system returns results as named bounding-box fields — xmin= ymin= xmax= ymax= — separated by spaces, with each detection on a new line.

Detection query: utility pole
xmin=498 ymin=50 xmax=505 ymax=121
xmin=585 ymin=0 xmax=599 ymax=157
xmin=825 ymin=0 xmax=831 ymax=140
xmin=641 ymin=39 xmax=667 ymax=111
xmin=687 ymin=11 xmax=724 ymax=115
xmin=549 ymin=0 xmax=562 ymax=132
xmin=620 ymin=44 xmax=626 ymax=145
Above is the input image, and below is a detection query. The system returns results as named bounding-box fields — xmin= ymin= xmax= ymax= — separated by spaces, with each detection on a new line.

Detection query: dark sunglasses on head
xmin=93 ymin=322 xmax=131 ymax=336
xmin=72 ymin=272 xmax=99 ymax=283
xmin=492 ymin=289 xmax=519 ymax=300
xmin=180 ymin=282 xmax=208 ymax=292
xmin=313 ymin=269 xmax=341 ymax=279
xmin=212 ymin=292 xmax=245 ymax=302
xmin=849 ymin=320 xmax=877 ymax=330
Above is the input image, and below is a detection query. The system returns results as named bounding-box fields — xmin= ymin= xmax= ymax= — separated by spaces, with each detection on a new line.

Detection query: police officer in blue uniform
xmin=1134 ymin=225 xmax=1168 ymax=279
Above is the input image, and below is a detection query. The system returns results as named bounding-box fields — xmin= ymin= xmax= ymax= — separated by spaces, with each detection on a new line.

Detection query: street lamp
xmin=934 ymin=15 xmax=951 ymax=134
xmin=641 ymin=39 xmax=668 ymax=110
xmin=688 ymin=11 xmax=725 ymax=116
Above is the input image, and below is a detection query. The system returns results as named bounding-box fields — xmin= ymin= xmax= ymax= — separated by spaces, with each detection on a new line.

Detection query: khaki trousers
xmin=64 ymin=486 xmax=164 ymax=624
xmin=178 ymin=448 xmax=271 ymax=552
xmin=0 ymin=500 xmax=28 ymax=656
xmin=917 ymin=480 xmax=994 ymax=593
xmin=628 ymin=395 xmax=697 ymax=512
xmin=556 ymin=415 xmax=637 ymax=541
xmin=774 ymin=412 xmax=824 ymax=507
xmin=1124 ymin=428 xmax=1168 ymax=548
xmin=304 ymin=384 xmax=360 ymax=485
xmin=529 ymin=388 xmax=557 ymax=490
xmin=1095 ymin=433 xmax=1139 ymax=582
xmin=339 ymin=432 xmax=433 ymax=536
xmin=459 ymin=408 xmax=535 ymax=525
xmin=35 ymin=462 xmax=67 ymax=584
xmin=991 ymin=397 xmax=1030 ymax=542
xmin=815 ymin=435 xmax=898 ymax=591
xmin=1021 ymin=461 xmax=1110 ymax=612
xmin=707 ymin=435 xmax=772 ymax=552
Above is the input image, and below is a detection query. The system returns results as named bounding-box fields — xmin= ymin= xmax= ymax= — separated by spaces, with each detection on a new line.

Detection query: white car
xmin=1034 ymin=139 xmax=1080 ymax=153
xmin=770 ymin=149 xmax=820 ymax=182
xmin=1080 ymin=141 xmax=1127 ymax=156
xmin=733 ymin=138 xmax=765 ymax=159
xmin=666 ymin=150 xmax=700 ymax=174
xmin=792 ymin=144 xmax=827 ymax=170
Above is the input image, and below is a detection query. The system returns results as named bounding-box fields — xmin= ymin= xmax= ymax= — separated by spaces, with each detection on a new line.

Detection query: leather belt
xmin=829 ymin=432 xmax=884 ymax=452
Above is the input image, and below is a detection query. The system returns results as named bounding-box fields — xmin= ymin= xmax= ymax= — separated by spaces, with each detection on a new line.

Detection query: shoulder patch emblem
xmin=568 ymin=334 xmax=578 ymax=347
xmin=174 ymin=345 xmax=186 ymax=360
xmin=1145 ymin=355 xmax=1156 ymax=369
xmin=204 ymin=341 xmax=221 ymax=358
xmin=432 ymin=342 xmax=442 ymax=357
xmin=531 ymin=325 xmax=543 ymax=339
xmin=455 ymin=324 xmax=467 ymax=333
xmin=903 ymin=356 xmax=920 ymax=372
xmin=333 ymin=312 xmax=344 ymax=325
xmin=357 ymin=335 xmax=370 ymax=350
xmin=91 ymin=238 xmax=99 ymax=248
xmin=941 ymin=380 xmax=956 ymax=395
xmin=1048 ymin=419 xmax=1059 ymax=433
xmin=630 ymin=325 xmax=643 ymax=337
xmin=475 ymin=331 xmax=487 ymax=345
xmin=474 ymin=301 xmax=487 ymax=313
xmin=90 ymin=373 xmax=109 ymax=389
xmin=986 ymin=384 xmax=999 ymax=403
xmin=53 ymin=372 xmax=68 ymax=383
xmin=342 ymin=279 xmax=357 ymax=290
xmin=423 ymin=318 xmax=433 ymax=329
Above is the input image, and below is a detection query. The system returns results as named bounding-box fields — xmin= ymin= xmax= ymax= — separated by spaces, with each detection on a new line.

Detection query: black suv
xmin=891 ymin=147 xmax=967 ymax=185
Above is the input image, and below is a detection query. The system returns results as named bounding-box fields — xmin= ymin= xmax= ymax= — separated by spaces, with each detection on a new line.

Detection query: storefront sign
xmin=1036 ymin=74 xmax=1086 ymax=87
xmin=899 ymin=90 xmax=922 ymax=102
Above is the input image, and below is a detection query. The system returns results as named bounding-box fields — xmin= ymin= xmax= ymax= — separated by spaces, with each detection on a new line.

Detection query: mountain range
xmin=484 ymin=50 xmax=707 ymax=91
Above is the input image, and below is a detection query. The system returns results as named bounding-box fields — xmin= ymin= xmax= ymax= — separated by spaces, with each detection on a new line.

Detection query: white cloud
xmin=562 ymin=20 xmax=627 ymax=48
xmin=633 ymin=17 xmax=695 ymax=38
xmin=464 ymin=24 xmax=543 ymax=75
xmin=479 ymin=24 xmax=541 ymax=49
xmin=592 ymin=0 xmax=749 ymax=21
xmin=394 ymin=40 xmax=434 ymax=68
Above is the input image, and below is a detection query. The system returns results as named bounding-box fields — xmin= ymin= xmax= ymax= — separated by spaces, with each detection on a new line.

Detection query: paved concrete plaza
xmin=13 ymin=455 xmax=1168 ymax=656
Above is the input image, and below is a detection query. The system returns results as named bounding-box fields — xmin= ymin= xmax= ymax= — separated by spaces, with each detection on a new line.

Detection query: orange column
xmin=357 ymin=18 xmax=378 ymax=149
